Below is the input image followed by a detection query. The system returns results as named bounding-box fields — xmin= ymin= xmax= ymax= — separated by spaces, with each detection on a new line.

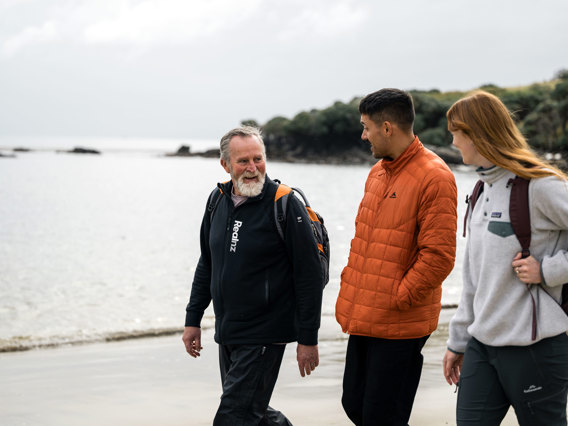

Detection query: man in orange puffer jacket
xmin=335 ymin=88 xmax=457 ymax=425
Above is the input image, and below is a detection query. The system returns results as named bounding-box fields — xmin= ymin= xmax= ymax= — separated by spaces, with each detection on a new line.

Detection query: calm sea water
xmin=0 ymin=140 xmax=478 ymax=351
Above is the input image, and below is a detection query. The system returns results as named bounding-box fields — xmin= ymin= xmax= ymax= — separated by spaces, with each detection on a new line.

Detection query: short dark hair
xmin=359 ymin=88 xmax=415 ymax=132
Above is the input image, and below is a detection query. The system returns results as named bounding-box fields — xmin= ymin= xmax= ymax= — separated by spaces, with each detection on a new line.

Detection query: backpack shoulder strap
xmin=463 ymin=180 xmax=484 ymax=237
xmin=509 ymin=176 xmax=531 ymax=258
xmin=207 ymin=186 xmax=224 ymax=222
xmin=274 ymin=184 xmax=292 ymax=240
xmin=292 ymin=186 xmax=323 ymax=225
xmin=509 ymin=176 xmax=538 ymax=339
xmin=290 ymin=187 xmax=310 ymax=207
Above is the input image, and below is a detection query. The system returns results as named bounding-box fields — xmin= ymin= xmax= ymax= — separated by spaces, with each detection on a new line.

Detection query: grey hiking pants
xmin=213 ymin=343 xmax=292 ymax=426
xmin=457 ymin=333 xmax=568 ymax=426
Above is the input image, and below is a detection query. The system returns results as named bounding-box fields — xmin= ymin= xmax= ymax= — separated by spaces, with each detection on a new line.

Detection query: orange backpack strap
xmin=273 ymin=180 xmax=330 ymax=286
xmin=275 ymin=184 xmax=292 ymax=201
xmin=274 ymin=184 xmax=292 ymax=240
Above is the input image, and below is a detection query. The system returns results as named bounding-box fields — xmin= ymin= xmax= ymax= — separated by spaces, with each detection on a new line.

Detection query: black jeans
xmin=214 ymin=343 xmax=293 ymax=426
xmin=341 ymin=334 xmax=429 ymax=426
xmin=457 ymin=334 xmax=568 ymax=426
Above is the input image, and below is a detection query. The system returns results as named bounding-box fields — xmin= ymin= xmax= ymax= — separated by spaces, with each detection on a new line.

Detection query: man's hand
xmin=182 ymin=326 xmax=202 ymax=358
xmin=297 ymin=344 xmax=319 ymax=377
xmin=512 ymin=253 xmax=542 ymax=284
xmin=443 ymin=349 xmax=463 ymax=386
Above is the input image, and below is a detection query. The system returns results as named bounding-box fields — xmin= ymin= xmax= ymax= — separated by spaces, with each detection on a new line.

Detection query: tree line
xmin=242 ymin=70 xmax=568 ymax=160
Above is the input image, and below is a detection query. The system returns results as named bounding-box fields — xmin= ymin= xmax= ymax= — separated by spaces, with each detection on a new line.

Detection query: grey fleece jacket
xmin=448 ymin=166 xmax=568 ymax=353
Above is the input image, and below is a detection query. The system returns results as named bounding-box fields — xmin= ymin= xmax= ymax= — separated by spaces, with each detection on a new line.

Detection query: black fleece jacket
xmin=185 ymin=176 xmax=323 ymax=346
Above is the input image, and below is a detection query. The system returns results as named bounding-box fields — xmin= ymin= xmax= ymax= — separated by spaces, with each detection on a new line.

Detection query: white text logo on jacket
xmin=230 ymin=220 xmax=243 ymax=252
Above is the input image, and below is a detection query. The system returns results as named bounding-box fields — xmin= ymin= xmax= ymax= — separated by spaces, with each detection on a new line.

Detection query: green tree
xmin=411 ymin=91 xmax=455 ymax=146
xmin=262 ymin=116 xmax=291 ymax=157
xmin=313 ymin=101 xmax=362 ymax=152
xmin=551 ymin=69 xmax=568 ymax=149
xmin=501 ymin=84 xmax=551 ymax=122
xmin=522 ymin=99 xmax=561 ymax=151
xmin=251 ymin=71 xmax=568 ymax=163
xmin=420 ymin=127 xmax=449 ymax=147
xmin=478 ymin=84 xmax=505 ymax=97
xmin=240 ymin=119 xmax=260 ymax=128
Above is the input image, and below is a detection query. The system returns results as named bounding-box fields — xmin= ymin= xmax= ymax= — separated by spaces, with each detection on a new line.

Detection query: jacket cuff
xmin=185 ymin=310 xmax=204 ymax=327
xmin=541 ymin=255 xmax=568 ymax=287
xmin=447 ymin=346 xmax=464 ymax=355
xmin=297 ymin=328 xmax=318 ymax=346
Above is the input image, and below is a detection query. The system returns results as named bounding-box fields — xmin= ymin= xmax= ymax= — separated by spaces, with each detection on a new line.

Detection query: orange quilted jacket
xmin=335 ymin=137 xmax=457 ymax=339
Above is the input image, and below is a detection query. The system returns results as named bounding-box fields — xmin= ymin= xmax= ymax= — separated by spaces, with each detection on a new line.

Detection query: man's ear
xmin=220 ymin=158 xmax=230 ymax=174
xmin=383 ymin=121 xmax=392 ymax=136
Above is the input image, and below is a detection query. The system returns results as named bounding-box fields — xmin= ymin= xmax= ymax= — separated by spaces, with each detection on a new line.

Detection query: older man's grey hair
xmin=219 ymin=126 xmax=265 ymax=163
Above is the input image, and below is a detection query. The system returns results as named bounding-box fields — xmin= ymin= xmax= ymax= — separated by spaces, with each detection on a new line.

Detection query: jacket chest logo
xmin=230 ymin=220 xmax=243 ymax=253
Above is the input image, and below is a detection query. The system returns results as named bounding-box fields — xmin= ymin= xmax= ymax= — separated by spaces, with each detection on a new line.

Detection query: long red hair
xmin=447 ymin=90 xmax=567 ymax=180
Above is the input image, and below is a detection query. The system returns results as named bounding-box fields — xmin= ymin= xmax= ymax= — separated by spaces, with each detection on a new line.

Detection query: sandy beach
xmin=1 ymin=311 xmax=519 ymax=426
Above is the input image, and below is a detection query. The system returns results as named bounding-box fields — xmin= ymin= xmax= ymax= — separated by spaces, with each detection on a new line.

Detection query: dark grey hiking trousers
xmin=213 ymin=343 xmax=293 ymax=426
xmin=457 ymin=333 xmax=568 ymax=426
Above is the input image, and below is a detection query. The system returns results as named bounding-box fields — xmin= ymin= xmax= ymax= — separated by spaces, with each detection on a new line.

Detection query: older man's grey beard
xmin=234 ymin=171 xmax=266 ymax=197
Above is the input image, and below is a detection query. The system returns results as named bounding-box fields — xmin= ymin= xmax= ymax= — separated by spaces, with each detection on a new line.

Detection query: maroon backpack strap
xmin=508 ymin=176 xmax=537 ymax=339
xmin=508 ymin=176 xmax=531 ymax=258
xmin=562 ymin=285 xmax=568 ymax=315
xmin=463 ymin=180 xmax=484 ymax=237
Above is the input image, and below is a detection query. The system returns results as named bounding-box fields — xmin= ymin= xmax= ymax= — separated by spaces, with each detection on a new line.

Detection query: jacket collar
xmin=476 ymin=165 xmax=512 ymax=185
xmin=380 ymin=136 xmax=422 ymax=174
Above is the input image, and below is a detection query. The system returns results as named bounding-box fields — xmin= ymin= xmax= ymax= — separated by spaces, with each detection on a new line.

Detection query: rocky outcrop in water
xmin=57 ymin=147 xmax=101 ymax=155
xmin=165 ymin=145 xmax=220 ymax=158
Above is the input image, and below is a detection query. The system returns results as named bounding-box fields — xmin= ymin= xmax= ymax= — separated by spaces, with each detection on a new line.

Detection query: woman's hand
xmin=443 ymin=349 xmax=464 ymax=386
xmin=512 ymin=253 xmax=542 ymax=284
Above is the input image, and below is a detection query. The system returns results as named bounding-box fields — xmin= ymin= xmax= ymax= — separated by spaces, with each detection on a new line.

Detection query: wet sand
xmin=1 ymin=311 xmax=518 ymax=425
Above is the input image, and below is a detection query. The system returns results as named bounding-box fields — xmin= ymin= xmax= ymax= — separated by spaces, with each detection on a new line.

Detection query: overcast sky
xmin=1 ymin=0 xmax=567 ymax=140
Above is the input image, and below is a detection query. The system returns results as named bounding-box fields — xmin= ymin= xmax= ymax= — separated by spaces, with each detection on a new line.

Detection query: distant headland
xmin=167 ymin=70 xmax=568 ymax=168
xmin=3 ymin=71 xmax=566 ymax=169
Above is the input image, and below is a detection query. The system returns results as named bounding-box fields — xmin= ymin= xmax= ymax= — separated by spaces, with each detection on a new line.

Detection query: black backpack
xmin=465 ymin=176 xmax=568 ymax=340
xmin=273 ymin=182 xmax=330 ymax=287
xmin=207 ymin=181 xmax=330 ymax=287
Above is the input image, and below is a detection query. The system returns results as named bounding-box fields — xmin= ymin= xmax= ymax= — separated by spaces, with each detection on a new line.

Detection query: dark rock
xmin=165 ymin=145 xmax=192 ymax=157
xmin=200 ymin=148 xmax=220 ymax=158
xmin=165 ymin=145 xmax=220 ymax=158
xmin=13 ymin=147 xmax=31 ymax=152
xmin=176 ymin=145 xmax=191 ymax=155
xmin=57 ymin=147 xmax=101 ymax=155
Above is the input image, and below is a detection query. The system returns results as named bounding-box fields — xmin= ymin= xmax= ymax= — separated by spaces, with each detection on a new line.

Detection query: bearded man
xmin=182 ymin=126 xmax=324 ymax=425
